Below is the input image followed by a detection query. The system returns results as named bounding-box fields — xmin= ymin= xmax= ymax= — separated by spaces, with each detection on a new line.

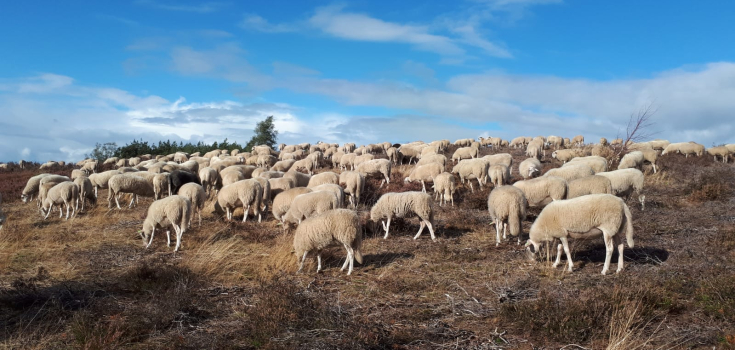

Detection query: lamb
xmin=271 ymin=159 xmax=296 ymax=172
xmin=618 ymin=151 xmax=645 ymax=170
xmin=0 ymin=193 xmax=5 ymax=229
xmin=282 ymin=191 xmax=340 ymax=226
xmin=108 ymin=173 xmax=155 ymax=209
xmin=168 ymin=170 xmax=201 ymax=195
xmin=89 ymin=170 xmax=121 ymax=197
xmin=73 ymin=176 xmax=96 ymax=211
xmin=310 ymin=183 xmax=346 ymax=208
xmin=41 ymin=182 xmax=79 ymax=220
xmin=268 ymin=177 xmax=296 ymax=199
xmin=488 ymin=164 xmax=510 ymax=187
xmin=139 ymin=195 xmax=192 ymax=252
xmin=513 ymin=176 xmax=568 ymax=207
xmin=215 ymin=179 xmax=263 ymax=222
xmin=487 ymin=186 xmax=527 ymax=246
xmin=199 ymin=167 xmax=219 ymax=194
xmin=451 ymin=158 xmax=488 ymax=192
xmin=283 ymin=171 xmax=311 ymax=187
xmin=356 ymin=159 xmax=392 ymax=188
xmin=272 ymin=187 xmax=313 ymax=223
xmin=707 ymin=146 xmax=731 ymax=163
xmin=595 ymin=168 xmax=646 ymax=210
xmin=339 ymin=171 xmax=365 ymax=208
xmin=525 ymin=194 xmax=634 ymax=275
xmin=370 ymin=191 xmax=436 ymax=241
xmin=177 ymin=183 xmax=206 ymax=227
xmin=566 ymin=175 xmax=613 ymax=199
xmin=404 ymin=163 xmax=442 ymax=193
xmin=21 ymin=173 xmax=52 ymax=204
xmin=307 ymin=172 xmax=340 ymax=188
xmin=451 ymin=147 xmax=479 ymax=163
xmin=518 ymin=158 xmax=542 ymax=179
xmin=293 ymin=209 xmax=363 ymax=275
xmin=544 ymin=163 xmax=595 ymax=182
xmin=431 ymin=172 xmax=457 ymax=206
xmin=482 ymin=153 xmax=513 ymax=168
xmin=566 ymin=156 xmax=608 ymax=173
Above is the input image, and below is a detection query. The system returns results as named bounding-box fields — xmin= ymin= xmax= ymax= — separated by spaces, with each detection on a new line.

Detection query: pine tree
xmin=245 ymin=116 xmax=278 ymax=151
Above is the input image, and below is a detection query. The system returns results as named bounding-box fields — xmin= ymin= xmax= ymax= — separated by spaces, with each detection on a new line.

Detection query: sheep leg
xmin=503 ymin=223 xmax=508 ymax=240
xmin=414 ymin=220 xmax=426 ymax=240
xmin=382 ymin=218 xmax=391 ymax=239
xmin=243 ymin=205 xmax=250 ymax=222
xmin=166 ymin=229 xmax=171 ymax=247
xmin=128 ymin=195 xmax=135 ymax=209
xmin=379 ymin=179 xmax=386 ymax=188
xmin=146 ymin=227 xmax=156 ymax=248
xmin=114 ymin=194 xmax=122 ymax=210
xmin=495 ymin=221 xmax=501 ymax=247
xmin=601 ymin=232 xmax=614 ymax=275
xmin=316 ymin=254 xmax=322 ymax=273
xmin=174 ymin=228 xmax=182 ymax=252
xmin=552 ymin=243 xmax=563 ymax=268
xmin=469 ymin=181 xmax=474 ymax=193
xmin=341 ymin=244 xmax=351 ymax=271
xmin=198 ymin=211 xmax=202 ymax=227
xmin=639 ymin=194 xmax=646 ymax=211
xmin=421 ymin=181 xmax=426 ymax=193
xmin=297 ymin=251 xmax=308 ymax=273
xmin=614 ymin=234 xmax=625 ymax=273
xmin=560 ymin=237 xmax=573 ymax=272
xmin=59 ymin=205 xmax=64 ymax=218
xmin=426 ymin=219 xmax=436 ymax=241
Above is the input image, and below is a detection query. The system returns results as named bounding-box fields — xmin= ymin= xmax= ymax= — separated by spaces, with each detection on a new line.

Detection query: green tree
xmin=87 ymin=142 xmax=118 ymax=162
xmin=245 ymin=116 xmax=278 ymax=151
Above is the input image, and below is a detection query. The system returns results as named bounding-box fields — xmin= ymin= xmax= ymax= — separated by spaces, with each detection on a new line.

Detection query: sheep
xmin=416 ymin=154 xmax=447 ymax=169
xmin=139 ymin=195 xmax=192 ymax=252
xmin=661 ymin=142 xmax=687 ymax=156
xmin=595 ymin=168 xmax=646 ymax=210
xmin=571 ymin=135 xmax=584 ymax=147
xmin=454 ymin=138 xmax=474 ymax=147
xmin=292 ymin=158 xmax=316 ymax=175
xmin=168 ymin=170 xmax=201 ymax=195
xmin=252 ymin=176 xmax=271 ymax=214
xmin=680 ymin=142 xmax=705 ymax=157
xmin=73 ymin=176 xmax=96 ymax=211
xmin=258 ymin=170 xmax=284 ymax=180
xmin=38 ymin=175 xmax=72 ymax=207
xmin=307 ymin=172 xmax=340 ymax=188
xmin=0 ymin=193 xmax=4 ymax=229
xmin=566 ymin=156 xmax=608 ymax=173
xmin=526 ymin=140 xmax=545 ymax=160
xmin=544 ymin=163 xmax=595 ymax=182
xmin=70 ymin=169 xmax=88 ymax=181
xmin=352 ymin=154 xmax=375 ymax=168
xmin=398 ymin=145 xmax=421 ymax=164
xmin=404 ymin=163 xmax=442 ymax=193
xmin=282 ymin=191 xmax=340 ymax=226
xmin=451 ymin=158 xmax=488 ymax=192
xmin=356 ymin=159 xmax=392 ymax=188
xmin=339 ymin=153 xmax=357 ymax=170
xmin=293 ymin=209 xmax=363 ymax=275
xmin=268 ymin=177 xmax=296 ymax=200
xmin=525 ymin=194 xmax=634 ymax=275
xmin=283 ymin=171 xmax=311 ymax=187
xmin=518 ymin=158 xmax=542 ymax=179
xmin=177 ymin=183 xmax=206 ymax=227
xmin=272 ymin=187 xmax=313 ymax=223
xmin=150 ymin=173 xmax=169 ymax=200
xmin=215 ymin=179 xmax=263 ymax=222
xmin=199 ymin=167 xmax=219 ymax=194
xmin=386 ymin=147 xmax=401 ymax=164
xmin=108 ymin=173 xmax=155 ymax=209
xmin=271 ymin=159 xmax=296 ymax=172
xmin=41 ymin=182 xmax=79 ymax=220
xmin=567 ymin=175 xmax=613 ymax=199
xmin=707 ymin=146 xmax=731 ymax=163
xmin=488 ymin=164 xmax=511 ymax=186
xmin=618 ymin=151 xmax=645 ymax=170
xmin=648 ymin=139 xmax=670 ymax=151
xmin=80 ymin=160 xmax=98 ymax=173
xmin=370 ymin=191 xmax=436 ymax=241
xmin=482 ymin=153 xmax=513 ymax=168
xmin=547 ymin=135 xmax=564 ymax=149
xmin=89 ymin=170 xmax=121 ymax=198
xmin=339 ymin=171 xmax=365 ymax=208
xmin=431 ymin=172 xmax=457 ymax=206
xmin=310 ymin=183 xmax=346 ymax=208
xmin=510 ymin=137 xmax=526 ymax=148
xmin=552 ymin=149 xmax=586 ymax=163
xmin=221 ymin=171 xmax=245 ymax=186
xmin=513 ymin=176 xmax=568 ymax=207
xmin=487 ymin=186 xmax=527 ymax=246
xmin=451 ymin=147 xmax=478 ymax=163
xmin=21 ymin=173 xmax=52 ymax=204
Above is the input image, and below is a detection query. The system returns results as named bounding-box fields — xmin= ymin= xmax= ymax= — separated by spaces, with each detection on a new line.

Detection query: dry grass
xmin=1 ymin=152 xmax=734 ymax=349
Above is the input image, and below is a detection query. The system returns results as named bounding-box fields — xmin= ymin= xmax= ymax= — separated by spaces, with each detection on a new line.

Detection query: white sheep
xmin=139 ymin=195 xmax=192 ymax=252
xmin=370 ymin=191 xmax=436 ymax=241
xmin=356 ymin=159 xmax=392 ymax=188
xmin=153 ymin=173 xmax=170 ymax=200
xmin=293 ymin=209 xmax=363 ymax=275
xmin=451 ymin=147 xmax=479 ymax=163
xmin=252 ymin=176 xmax=271 ymax=214
xmin=339 ymin=153 xmax=357 ymax=170
xmin=272 ymin=187 xmax=313 ymax=223
xmin=451 ymin=158 xmax=488 ymax=192
xmin=552 ymin=149 xmax=585 ymax=163
xmin=307 ymin=172 xmax=340 ymax=188
xmin=73 ymin=176 xmax=96 ymax=211
xmin=431 ymin=172 xmax=456 ymax=207
xmin=488 ymin=164 xmax=510 ymax=187
xmin=271 ymin=159 xmax=296 ymax=172
xmin=41 ymin=182 xmax=79 ymax=220
xmin=268 ymin=177 xmax=296 ymax=200
xmin=38 ymin=175 xmax=72 ymax=207
xmin=566 ymin=175 xmax=613 ymax=199
xmin=618 ymin=151 xmax=645 ymax=170
xmin=21 ymin=173 xmax=52 ymax=204
xmin=595 ymin=168 xmax=646 ymax=210
xmin=706 ymin=146 xmax=731 ymax=163
xmin=513 ymin=176 xmax=568 ymax=207
xmin=199 ymin=167 xmax=219 ymax=194
xmin=339 ymin=171 xmax=365 ymax=208
xmin=352 ymin=154 xmax=375 ymax=168
xmin=283 ymin=171 xmax=311 ymax=187
xmin=177 ymin=183 xmax=206 ymax=227
xmin=571 ymin=135 xmax=585 ymax=147
xmin=221 ymin=171 xmax=245 ymax=187
xmin=525 ymin=194 xmax=634 ymax=275
xmin=518 ymin=158 xmax=542 ymax=179
xmin=215 ymin=179 xmax=263 ymax=222
xmin=283 ymin=191 xmax=340 ymax=226
xmin=566 ymin=156 xmax=608 ymax=173
xmin=89 ymin=170 xmax=121 ymax=198
xmin=310 ymin=183 xmax=346 ymax=208
xmin=544 ymin=163 xmax=595 ymax=182
xmin=404 ymin=163 xmax=442 ymax=193
xmin=487 ymin=186 xmax=527 ymax=246
xmin=108 ymin=173 xmax=155 ymax=209
xmin=482 ymin=153 xmax=513 ymax=168
xmin=291 ymin=158 xmax=316 ymax=175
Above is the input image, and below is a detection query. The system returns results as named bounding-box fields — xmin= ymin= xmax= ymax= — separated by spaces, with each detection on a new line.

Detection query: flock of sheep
xmin=2 ymin=136 xmax=733 ymax=276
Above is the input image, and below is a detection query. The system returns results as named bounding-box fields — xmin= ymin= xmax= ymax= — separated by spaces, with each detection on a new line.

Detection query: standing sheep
xmin=272 ymin=187 xmax=313 ymax=223
xmin=73 ymin=176 xmax=96 ymax=211
xmin=482 ymin=153 xmax=513 ymax=168
xmin=153 ymin=173 xmax=170 ymax=200
xmin=451 ymin=158 xmax=488 ymax=192
xmin=282 ymin=191 xmax=340 ymax=226
xmin=432 ymin=172 xmax=457 ymax=207
xmin=21 ymin=173 xmax=52 ymax=204
xmin=268 ymin=177 xmax=296 ymax=200
xmin=89 ymin=170 xmax=121 ymax=198
xmin=567 ymin=156 xmax=608 ymax=173
xmin=293 ymin=209 xmax=363 ymax=275
xmin=618 ymin=151 xmax=645 ymax=170
xmin=451 ymin=147 xmax=479 ymax=163
xmin=199 ymin=167 xmax=219 ymax=194
xmin=339 ymin=171 xmax=365 ymax=208
xmin=488 ymin=164 xmax=510 ymax=187
xmin=487 ymin=186 xmax=527 ymax=246
xmin=139 ymin=195 xmax=192 ymax=252
xmin=518 ymin=158 xmax=542 ymax=179
xmin=310 ymin=184 xmax=345 ymax=208
xmin=308 ymin=172 xmax=340 ymax=188
xmin=283 ymin=171 xmax=311 ymax=187
xmin=370 ymin=192 xmax=436 ymax=241
xmin=38 ymin=175 xmax=72 ymax=207
xmin=215 ymin=179 xmax=263 ymax=222
xmin=595 ymin=168 xmax=646 ymax=210
xmin=525 ymin=194 xmax=634 ymax=275
xmin=544 ymin=163 xmax=595 ymax=182
xmin=168 ymin=170 xmax=201 ymax=195
xmin=108 ymin=173 xmax=155 ymax=209
xmin=356 ymin=159 xmax=392 ymax=188
xmin=177 ymin=183 xmax=206 ymax=227
xmin=41 ymin=182 xmax=79 ymax=220
xmin=513 ymin=176 xmax=568 ymax=207
xmin=404 ymin=163 xmax=442 ymax=193
xmin=566 ymin=175 xmax=613 ymax=199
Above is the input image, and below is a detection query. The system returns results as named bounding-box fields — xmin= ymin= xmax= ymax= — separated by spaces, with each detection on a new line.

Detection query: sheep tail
xmin=623 ymin=201 xmax=635 ymax=248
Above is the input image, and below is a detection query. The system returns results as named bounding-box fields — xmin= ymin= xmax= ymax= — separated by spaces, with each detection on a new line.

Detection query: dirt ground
xmin=1 ymin=147 xmax=734 ymax=349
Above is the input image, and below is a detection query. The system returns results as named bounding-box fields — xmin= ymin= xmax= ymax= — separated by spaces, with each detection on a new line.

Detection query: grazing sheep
xmin=680 ymin=142 xmax=705 ymax=157
xmin=595 ymin=168 xmax=646 ymax=210
xmin=292 ymin=158 xmax=316 ymax=175
xmin=73 ymin=176 xmax=96 ymax=211
xmin=482 ymin=153 xmax=513 ymax=168
xmin=547 ymin=135 xmax=564 ymax=149
xmin=268 ymin=177 xmax=296 ymax=200
xmin=487 ymin=186 xmax=527 ymax=246
xmin=215 ymin=179 xmax=263 ymax=222
xmin=271 ymin=159 xmax=296 ymax=172
xmin=405 ymin=163 xmax=443 ymax=193
xmin=258 ymin=171 xmax=285 ymax=180
xmin=21 ymin=173 xmax=52 ymax=204
xmin=707 ymin=146 xmax=731 ymax=163
xmin=566 ymin=156 xmax=608 ymax=173
xmin=283 ymin=191 xmax=340 ymax=226
xmin=488 ymin=164 xmax=511 ymax=187
xmin=526 ymin=139 xmax=545 ymax=160
xmin=221 ymin=171 xmax=245 ymax=187
xmin=356 ymin=159 xmax=392 ymax=188
xmin=518 ymin=158 xmax=542 ymax=179
xmin=80 ymin=160 xmax=98 ymax=174
xmin=310 ymin=183 xmax=345 ymax=208
xmin=108 ymin=173 xmax=155 ymax=209
xmin=567 ymin=175 xmax=613 ymax=199
xmin=397 ymin=145 xmax=421 ymax=164
xmin=139 ymin=195 xmax=192 ymax=252
xmin=70 ymin=169 xmax=88 ymax=181
xmin=339 ymin=171 xmax=365 ymax=208
xmin=153 ymin=173 xmax=170 ymax=200
xmin=252 ymin=177 xmax=271 ymax=214
xmin=552 ymin=149 xmax=585 ymax=163
xmin=451 ymin=147 xmax=479 ymax=163
xmin=257 ymin=155 xmax=278 ymax=168
xmin=544 ymin=163 xmax=595 ymax=182
xmin=416 ymin=154 xmax=447 ymax=169
xmin=88 ymin=170 xmax=121 ymax=198
xmin=293 ymin=209 xmax=363 ymax=275
xmin=600 ymin=138 xmax=609 ymax=146
xmin=168 ymin=170 xmax=201 ymax=196
xmin=370 ymin=191 xmax=436 ymax=241
xmin=199 ymin=167 xmax=219 ymax=194
xmin=283 ymin=171 xmax=311 ymax=187
xmin=352 ymin=154 xmax=375 ymax=169
xmin=272 ymin=187 xmax=313 ymax=223
xmin=340 ymin=153 xmax=357 ymax=170
xmin=386 ymin=147 xmax=401 ymax=165
xmin=38 ymin=175 xmax=72 ymax=207
xmin=510 ymin=137 xmax=526 ymax=148
xmin=454 ymin=138 xmax=474 ymax=147
xmin=525 ymin=194 xmax=634 ymax=275
xmin=0 ymin=193 xmax=5 ymax=229
xmin=308 ymin=172 xmax=340 ymax=188
xmin=41 ymin=182 xmax=79 ymax=220
xmin=452 ymin=158 xmax=489 ymax=193
xmin=513 ymin=176 xmax=568 ymax=207
xmin=177 ymin=183 xmax=206 ymax=227
xmin=432 ymin=172 xmax=457 ymax=206
xmin=571 ymin=135 xmax=584 ymax=147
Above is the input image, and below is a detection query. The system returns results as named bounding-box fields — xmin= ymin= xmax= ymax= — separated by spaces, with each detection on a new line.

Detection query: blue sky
xmin=1 ymin=0 xmax=734 ymax=162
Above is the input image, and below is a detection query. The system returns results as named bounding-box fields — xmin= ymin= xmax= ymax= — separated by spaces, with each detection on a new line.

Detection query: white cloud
xmin=239 ymin=14 xmax=297 ymax=33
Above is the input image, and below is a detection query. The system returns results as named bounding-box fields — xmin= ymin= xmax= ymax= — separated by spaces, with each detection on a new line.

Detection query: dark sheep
xmin=168 ymin=170 xmax=201 ymax=196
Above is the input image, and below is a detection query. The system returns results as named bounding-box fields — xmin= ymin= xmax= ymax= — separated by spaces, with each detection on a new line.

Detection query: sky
xmin=1 ymin=0 xmax=734 ymax=162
